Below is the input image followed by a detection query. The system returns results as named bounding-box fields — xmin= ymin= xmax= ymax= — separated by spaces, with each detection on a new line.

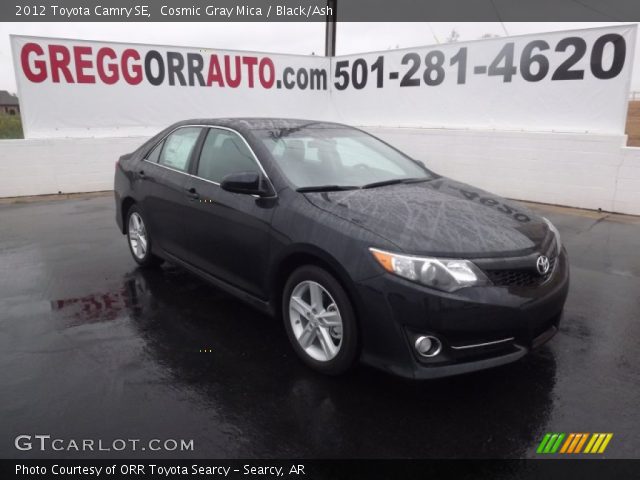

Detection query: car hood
xmin=302 ymin=177 xmax=550 ymax=258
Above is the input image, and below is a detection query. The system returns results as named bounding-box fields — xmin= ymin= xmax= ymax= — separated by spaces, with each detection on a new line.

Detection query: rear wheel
xmin=283 ymin=265 xmax=358 ymax=375
xmin=126 ymin=205 xmax=163 ymax=267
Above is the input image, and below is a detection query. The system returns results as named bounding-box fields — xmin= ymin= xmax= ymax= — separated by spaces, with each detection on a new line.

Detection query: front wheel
xmin=126 ymin=205 xmax=163 ymax=267
xmin=282 ymin=265 xmax=358 ymax=375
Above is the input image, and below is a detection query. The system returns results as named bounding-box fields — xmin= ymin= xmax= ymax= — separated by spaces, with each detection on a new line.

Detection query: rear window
xmin=158 ymin=127 xmax=201 ymax=172
xmin=146 ymin=141 xmax=164 ymax=163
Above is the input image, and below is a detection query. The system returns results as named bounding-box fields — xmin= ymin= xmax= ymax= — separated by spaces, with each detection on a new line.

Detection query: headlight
xmin=369 ymin=248 xmax=490 ymax=292
xmin=542 ymin=217 xmax=562 ymax=252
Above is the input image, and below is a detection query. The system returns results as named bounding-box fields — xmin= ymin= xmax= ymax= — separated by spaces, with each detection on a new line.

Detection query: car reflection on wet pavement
xmin=1 ymin=195 xmax=638 ymax=458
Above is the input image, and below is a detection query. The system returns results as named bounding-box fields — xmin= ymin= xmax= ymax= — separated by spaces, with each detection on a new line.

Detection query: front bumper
xmin=354 ymin=249 xmax=569 ymax=379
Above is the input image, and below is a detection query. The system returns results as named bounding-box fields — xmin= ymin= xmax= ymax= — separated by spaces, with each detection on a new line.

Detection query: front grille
xmin=484 ymin=250 xmax=557 ymax=288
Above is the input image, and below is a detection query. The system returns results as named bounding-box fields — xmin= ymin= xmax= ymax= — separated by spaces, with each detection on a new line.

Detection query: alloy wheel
xmin=289 ymin=280 xmax=343 ymax=362
xmin=128 ymin=212 xmax=148 ymax=260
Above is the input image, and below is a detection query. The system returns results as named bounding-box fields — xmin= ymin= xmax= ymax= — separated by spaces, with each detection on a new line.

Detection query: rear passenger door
xmin=139 ymin=126 xmax=202 ymax=260
xmin=183 ymin=127 xmax=276 ymax=298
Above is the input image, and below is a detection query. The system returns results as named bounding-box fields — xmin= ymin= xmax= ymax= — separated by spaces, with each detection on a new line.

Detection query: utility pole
xmin=325 ymin=0 xmax=337 ymax=56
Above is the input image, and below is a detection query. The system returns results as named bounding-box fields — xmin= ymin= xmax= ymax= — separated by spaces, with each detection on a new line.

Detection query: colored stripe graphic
xmin=567 ymin=434 xmax=581 ymax=453
xmin=568 ymin=433 xmax=586 ymax=453
xmin=538 ymin=433 xmax=613 ymax=454
xmin=544 ymin=434 xmax=559 ymax=453
xmin=560 ymin=433 xmax=575 ymax=453
xmin=537 ymin=433 xmax=552 ymax=454
xmin=584 ymin=434 xmax=599 ymax=453
xmin=537 ymin=433 xmax=565 ymax=454
xmin=597 ymin=434 xmax=613 ymax=453
xmin=550 ymin=433 xmax=565 ymax=453
xmin=575 ymin=433 xmax=589 ymax=453
xmin=592 ymin=434 xmax=606 ymax=452
xmin=585 ymin=433 xmax=614 ymax=454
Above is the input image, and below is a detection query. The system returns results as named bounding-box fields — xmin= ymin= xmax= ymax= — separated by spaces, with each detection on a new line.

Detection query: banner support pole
xmin=325 ymin=0 xmax=337 ymax=57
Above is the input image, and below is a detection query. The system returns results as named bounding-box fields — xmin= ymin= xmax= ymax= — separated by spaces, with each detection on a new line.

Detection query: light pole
xmin=325 ymin=0 xmax=337 ymax=56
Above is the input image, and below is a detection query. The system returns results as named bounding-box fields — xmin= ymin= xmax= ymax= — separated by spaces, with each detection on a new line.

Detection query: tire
xmin=126 ymin=205 xmax=163 ymax=267
xmin=282 ymin=265 xmax=358 ymax=375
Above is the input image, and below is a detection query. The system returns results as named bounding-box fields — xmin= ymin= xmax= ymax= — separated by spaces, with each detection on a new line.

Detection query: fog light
xmin=414 ymin=336 xmax=442 ymax=357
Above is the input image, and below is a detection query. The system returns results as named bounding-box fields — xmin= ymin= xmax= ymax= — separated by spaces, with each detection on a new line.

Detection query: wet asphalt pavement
xmin=0 ymin=194 xmax=638 ymax=459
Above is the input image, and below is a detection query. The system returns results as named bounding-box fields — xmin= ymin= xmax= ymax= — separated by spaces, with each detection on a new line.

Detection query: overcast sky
xmin=1 ymin=22 xmax=639 ymax=94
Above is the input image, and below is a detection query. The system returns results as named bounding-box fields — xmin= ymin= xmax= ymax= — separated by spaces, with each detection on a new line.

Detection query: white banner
xmin=331 ymin=25 xmax=637 ymax=133
xmin=10 ymin=24 xmax=637 ymax=138
xmin=11 ymin=36 xmax=332 ymax=138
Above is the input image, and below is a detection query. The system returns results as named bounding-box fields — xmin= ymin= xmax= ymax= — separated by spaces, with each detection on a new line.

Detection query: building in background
xmin=0 ymin=91 xmax=19 ymax=115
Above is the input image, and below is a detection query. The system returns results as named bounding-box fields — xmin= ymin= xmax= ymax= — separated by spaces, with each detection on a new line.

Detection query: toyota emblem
xmin=536 ymin=255 xmax=550 ymax=275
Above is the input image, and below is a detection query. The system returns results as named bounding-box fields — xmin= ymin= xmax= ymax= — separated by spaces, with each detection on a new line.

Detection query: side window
xmin=146 ymin=140 xmax=164 ymax=163
xmin=196 ymin=129 xmax=260 ymax=183
xmin=158 ymin=127 xmax=201 ymax=172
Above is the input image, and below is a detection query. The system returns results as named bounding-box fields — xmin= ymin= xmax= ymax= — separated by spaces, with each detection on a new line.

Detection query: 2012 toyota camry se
xmin=114 ymin=118 xmax=569 ymax=379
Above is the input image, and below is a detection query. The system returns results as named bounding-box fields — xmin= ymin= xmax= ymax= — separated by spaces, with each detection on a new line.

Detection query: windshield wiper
xmin=296 ymin=185 xmax=360 ymax=193
xmin=297 ymin=177 xmax=430 ymax=192
xmin=361 ymin=177 xmax=429 ymax=189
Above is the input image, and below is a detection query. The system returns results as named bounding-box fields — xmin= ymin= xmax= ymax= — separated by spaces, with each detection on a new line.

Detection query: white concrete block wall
xmin=0 ymin=137 xmax=146 ymax=197
xmin=614 ymin=147 xmax=640 ymax=214
xmin=366 ymin=128 xmax=640 ymax=216
xmin=0 ymin=129 xmax=639 ymax=216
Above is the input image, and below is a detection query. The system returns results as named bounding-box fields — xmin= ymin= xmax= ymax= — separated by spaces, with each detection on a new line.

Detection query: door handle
xmin=138 ymin=170 xmax=146 ymax=178
xmin=186 ymin=187 xmax=200 ymax=200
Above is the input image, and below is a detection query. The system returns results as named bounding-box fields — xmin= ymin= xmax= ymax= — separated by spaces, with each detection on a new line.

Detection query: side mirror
xmin=220 ymin=171 xmax=272 ymax=196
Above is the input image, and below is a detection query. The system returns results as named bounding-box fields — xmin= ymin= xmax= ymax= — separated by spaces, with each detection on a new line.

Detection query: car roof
xmin=171 ymin=118 xmax=347 ymax=131
xmin=134 ymin=118 xmax=354 ymax=158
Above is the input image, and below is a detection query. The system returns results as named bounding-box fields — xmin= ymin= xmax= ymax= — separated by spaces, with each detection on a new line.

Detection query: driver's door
xmin=183 ymin=127 xmax=275 ymax=298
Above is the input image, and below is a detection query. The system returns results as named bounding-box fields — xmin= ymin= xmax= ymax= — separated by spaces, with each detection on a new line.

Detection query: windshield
xmin=253 ymin=124 xmax=433 ymax=190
